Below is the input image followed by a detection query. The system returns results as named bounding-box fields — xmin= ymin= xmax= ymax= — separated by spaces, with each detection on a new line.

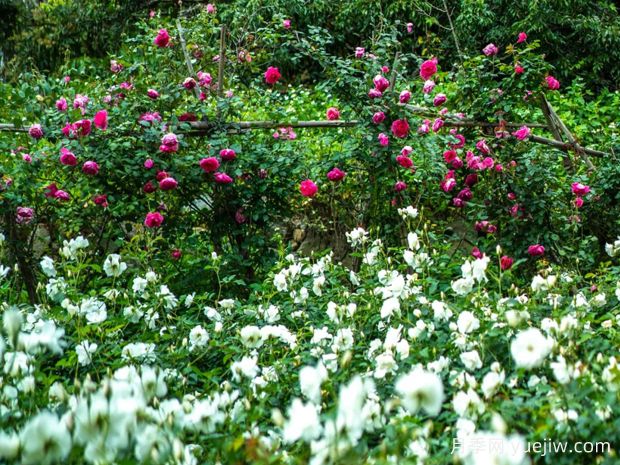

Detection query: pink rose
xmin=512 ymin=125 xmax=531 ymax=140
xmin=197 ymin=71 xmax=212 ymax=87
xmin=93 ymin=110 xmax=108 ymax=131
xmin=327 ymin=168 xmax=346 ymax=182
xmin=59 ymin=148 xmax=77 ymax=166
xmin=401 ymin=146 xmax=413 ymax=156
xmin=515 ymin=64 xmax=525 ymax=74
xmin=54 ymin=190 xmax=70 ymax=201
xmin=214 ymin=172 xmax=233 ymax=184
xmin=571 ymin=182 xmax=590 ymax=197
xmin=399 ymin=90 xmax=411 ymax=103
xmin=378 ymin=133 xmax=389 ymax=146
xmin=406 ymin=22 xmax=413 ymax=33
xmin=432 ymin=118 xmax=444 ymax=132
xmin=355 ymin=47 xmax=365 ymax=58
xmin=418 ymin=120 xmax=430 ymax=134
xmin=73 ymin=94 xmax=89 ymax=113
xmin=183 ymin=77 xmax=197 ymax=90
xmin=390 ymin=119 xmax=410 ymax=138
xmin=517 ymin=32 xmax=527 ymax=43
xmin=372 ymin=111 xmax=386 ymax=124
xmin=220 ymin=149 xmax=236 ymax=161
xmin=299 ymin=179 xmax=318 ymax=197
xmin=527 ymin=244 xmax=545 ymax=257
xmin=206 ymin=3 xmax=216 ymax=14
xmin=394 ymin=181 xmax=407 ymax=192
xmin=56 ymin=98 xmax=68 ymax=111
xmin=457 ymin=188 xmax=473 ymax=201
xmin=283 ymin=19 xmax=291 ymax=29
xmin=159 ymin=177 xmax=178 ymax=190
xmin=419 ymin=59 xmax=437 ymax=80
xmin=471 ymin=247 xmax=483 ymax=259
xmin=22 ymin=154 xmax=32 ymax=163
xmin=482 ymin=43 xmax=499 ymax=56
xmin=326 ymin=107 xmax=340 ymax=120
xmin=110 ymin=60 xmax=123 ymax=73
xmin=28 ymin=124 xmax=44 ymax=139
xmin=200 ymin=157 xmax=220 ymax=172
xmin=264 ymin=66 xmax=282 ymax=85
xmin=144 ymin=159 xmax=154 ymax=169
xmin=433 ymin=93 xmax=447 ymax=107
xmin=574 ymin=197 xmax=584 ymax=208
xmin=82 ymin=161 xmax=99 ymax=175
xmin=16 ymin=207 xmax=34 ymax=225
xmin=160 ymin=133 xmax=179 ymax=153
xmin=147 ymin=89 xmax=160 ymax=99
xmin=423 ymin=80 xmax=435 ymax=94
xmin=144 ymin=212 xmax=164 ymax=228
xmin=440 ymin=177 xmax=456 ymax=192
xmin=476 ymin=139 xmax=491 ymax=154
xmin=139 ymin=112 xmax=162 ymax=123
xmin=154 ymin=29 xmax=170 ymax=48
xmin=546 ymin=76 xmax=560 ymax=90
xmin=368 ymin=88 xmax=383 ymax=99
xmin=373 ymin=75 xmax=390 ymax=92
xmin=94 ymin=194 xmax=108 ymax=208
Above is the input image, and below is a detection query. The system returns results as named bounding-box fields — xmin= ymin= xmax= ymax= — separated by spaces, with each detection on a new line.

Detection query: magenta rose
xmin=214 ymin=172 xmax=233 ymax=184
xmin=527 ymin=244 xmax=545 ymax=257
xmin=394 ymin=181 xmax=407 ymax=192
xmin=200 ymin=157 xmax=220 ymax=172
xmin=326 ymin=168 xmax=346 ymax=182
xmin=372 ymin=112 xmax=386 ymax=124
xmin=220 ymin=149 xmax=236 ymax=161
xmin=147 ymin=89 xmax=160 ymax=99
xmin=299 ymin=179 xmax=318 ymax=197
xmin=396 ymin=155 xmax=413 ymax=169
xmin=82 ymin=161 xmax=99 ymax=175
xmin=373 ymin=75 xmax=390 ymax=92
xmin=144 ymin=211 xmax=164 ymax=228
xmin=512 ymin=125 xmax=531 ymax=140
xmin=546 ymin=76 xmax=560 ymax=90
xmin=56 ymin=98 xmax=68 ymax=111
xmin=28 ymin=124 xmax=44 ymax=139
xmin=183 ymin=77 xmax=197 ymax=90
xmin=399 ymin=90 xmax=411 ymax=103
xmin=154 ymin=29 xmax=170 ymax=48
xmin=59 ymin=148 xmax=77 ymax=166
xmin=160 ymin=133 xmax=179 ymax=153
xmin=571 ymin=182 xmax=590 ymax=197
xmin=433 ymin=93 xmax=447 ymax=107
xmin=93 ymin=110 xmax=108 ymax=131
xmin=500 ymin=256 xmax=514 ymax=270
xmin=390 ymin=119 xmax=410 ymax=138
xmin=326 ymin=107 xmax=340 ymax=121
xmin=16 ymin=207 xmax=34 ymax=225
xmin=264 ymin=66 xmax=282 ymax=85
xmin=517 ymin=32 xmax=527 ymax=43
xmin=419 ymin=59 xmax=437 ymax=80
xmin=159 ymin=177 xmax=178 ymax=190
xmin=482 ymin=43 xmax=499 ymax=56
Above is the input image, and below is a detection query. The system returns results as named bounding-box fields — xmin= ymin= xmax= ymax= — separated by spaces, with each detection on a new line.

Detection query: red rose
xmin=390 ymin=119 xmax=410 ymax=139
xmin=264 ymin=66 xmax=281 ymax=85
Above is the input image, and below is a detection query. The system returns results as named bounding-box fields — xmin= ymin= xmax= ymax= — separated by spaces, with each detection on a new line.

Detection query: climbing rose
xmin=93 ymin=194 xmax=108 ymax=208
xmin=546 ymin=76 xmax=560 ymax=90
xmin=143 ymin=181 xmax=156 ymax=194
xmin=401 ymin=146 xmax=413 ymax=156
xmin=171 ymin=249 xmax=182 ymax=260
xmin=144 ymin=159 xmax=154 ymax=169
xmin=399 ymin=90 xmax=411 ymax=103
xmin=391 ymin=119 xmax=410 ymax=138
xmin=214 ymin=172 xmax=233 ymax=184
xmin=154 ymin=29 xmax=170 ymax=47
xmin=372 ymin=112 xmax=386 ymax=124
xmin=432 ymin=118 xmax=444 ymax=132
xmin=16 ymin=207 xmax=34 ymax=225
xmin=110 ymin=60 xmax=123 ymax=73
xmin=59 ymin=148 xmax=77 ymax=166
xmin=419 ymin=59 xmax=437 ymax=80
xmin=373 ymin=75 xmax=390 ymax=92
xmin=517 ymin=32 xmax=528 ymax=43
xmin=220 ymin=149 xmax=236 ymax=161
xmin=22 ymin=154 xmax=32 ymax=163
xmin=299 ymin=179 xmax=318 ymax=197
xmin=433 ymin=94 xmax=446 ymax=106
xmin=500 ymin=256 xmax=514 ymax=270
xmin=93 ymin=110 xmax=108 ymax=130
xmin=571 ymin=182 xmax=590 ymax=197
xmin=396 ymin=155 xmax=413 ymax=169
xmin=368 ymin=89 xmax=383 ymax=99
xmin=183 ymin=77 xmax=197 ymax=90
xmin=264 ymin=67 xmax=282 ymax=85
xmin=206 ymin=3 xmax=216 ymax=13
xmin=283 ymin=19 xmax=291 ymax=29
xmin=54 ymin=190 xmax=70 ymax=201
xmin=512 ymin=125 xmax=531 ymax=140
xmin=574 ymin=197 xmax=584 ymax=208
xmin=515 ymin=64 xmax=525 ymax=74
xmin=200 ymin=157 xmax=220 ymax=172
xmin=423 ymin=80 xmax=435 ymax=94
xmin=144 ymin=212 xmax=164 ymax=228
xmin=394 ymin=181 xmax=407 ymax=192
xmin=56 ymin=98 xmax=68 ymax=111
xmin=326 ymin=107 xmax=340 ymax=120
xmin=147 ymin=89 xmax=159 ymax=99
xmin=406 ymin=22 xmax=413 ymax=33
xmin=355 ymin=47 xmax=365 ymax=58
xmin=160 ymin=133 xmax=179 ymax=153
xmin=527 ymin=244 xmax=545 ymax=256
xmin=159 ymin=177 xmax=178 ymax=190
xmin=82 ymin=161 xmax=99 ymax=175
xmin=28 ymin=124 xmax=44 ymax=139
xmin=482 ymin=43 xmax=499 ymax=56
xmin=378 ymin=133 xmax=389 ymax=146
xmin=471 ymin=247 xmax=483 ymax=259
xmin=327 ymin=168 xmax=346 ymax=182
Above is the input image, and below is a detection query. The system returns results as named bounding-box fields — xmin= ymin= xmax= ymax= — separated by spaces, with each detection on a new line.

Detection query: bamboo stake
xmin=176 ymin=19 xmax=202 ymax=100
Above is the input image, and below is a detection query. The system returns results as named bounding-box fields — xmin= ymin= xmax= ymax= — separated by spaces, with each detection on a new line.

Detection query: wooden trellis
xmin=0 ymin=25 xmax=610 ymax=167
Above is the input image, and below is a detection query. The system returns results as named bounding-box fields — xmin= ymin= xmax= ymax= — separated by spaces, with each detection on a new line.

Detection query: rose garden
xmin=0 ymin=1 xmax=618 ymax=464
